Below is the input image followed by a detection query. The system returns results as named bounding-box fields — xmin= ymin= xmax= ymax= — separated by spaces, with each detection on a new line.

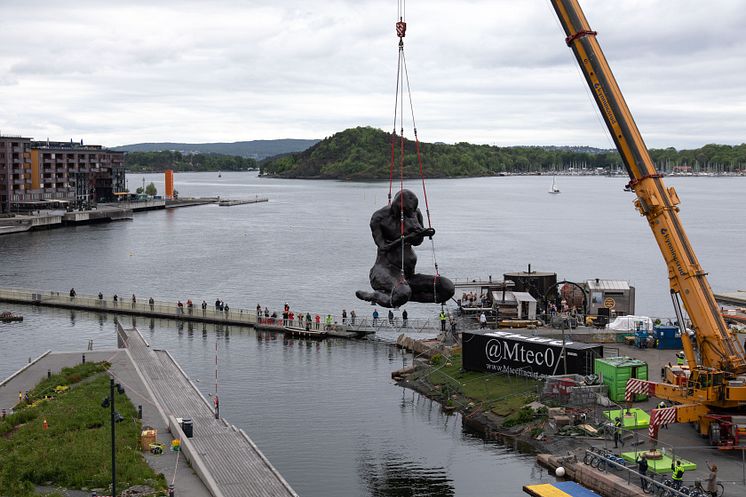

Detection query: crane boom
xmin=549 ymin=0 xmax=746 ymax=379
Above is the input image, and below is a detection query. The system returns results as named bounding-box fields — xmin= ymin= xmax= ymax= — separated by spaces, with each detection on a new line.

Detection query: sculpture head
xmin=391 ymin=189 xmax=418 ymax=217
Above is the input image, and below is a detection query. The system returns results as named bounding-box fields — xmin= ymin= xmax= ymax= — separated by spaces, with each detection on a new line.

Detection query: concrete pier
xmin=117 ymin=324 xmax=298 ymax=497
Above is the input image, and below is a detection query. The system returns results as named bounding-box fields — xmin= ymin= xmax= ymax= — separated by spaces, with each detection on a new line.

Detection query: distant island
xmin=260 ymin=126 xmax=746 ymax=180
xmin=118 ymin=128 xmax=746 ymax=177
xmin=114 ymin=138 xmax=319 ymax=160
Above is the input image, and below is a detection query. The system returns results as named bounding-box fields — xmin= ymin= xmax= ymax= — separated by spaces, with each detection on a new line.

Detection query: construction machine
xmin=548 ymin=0 xmax=746 ymax=448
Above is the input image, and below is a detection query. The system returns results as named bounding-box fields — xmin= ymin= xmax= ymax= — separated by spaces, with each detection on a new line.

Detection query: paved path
xmin=119 ymin=325 xmax=298 ymax=497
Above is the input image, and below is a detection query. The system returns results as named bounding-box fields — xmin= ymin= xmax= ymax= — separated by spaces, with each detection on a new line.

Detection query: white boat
xmin=548 ymin=176 xmax=560 ymax=194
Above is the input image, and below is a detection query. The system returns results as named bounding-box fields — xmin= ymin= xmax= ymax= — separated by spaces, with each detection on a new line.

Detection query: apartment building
xmin=0 ymin=136 xmax=125 ymax=213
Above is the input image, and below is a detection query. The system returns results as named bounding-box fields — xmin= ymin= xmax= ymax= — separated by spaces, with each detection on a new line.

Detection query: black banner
xmin=462 ymin=330 xmax=603 ymax=378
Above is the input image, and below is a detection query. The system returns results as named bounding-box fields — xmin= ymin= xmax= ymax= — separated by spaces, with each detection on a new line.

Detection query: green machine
xmin=595 ymin=356 xmax=648 ymax=402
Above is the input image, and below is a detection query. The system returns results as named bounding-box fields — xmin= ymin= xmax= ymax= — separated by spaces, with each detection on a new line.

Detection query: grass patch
xmin=0 ymin=362 xmax=166 ymax=496
xmin=416 ymin=352 xmax=539 ymax=417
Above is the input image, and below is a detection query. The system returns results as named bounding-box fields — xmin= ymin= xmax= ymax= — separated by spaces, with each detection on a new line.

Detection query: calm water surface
xmin=1 ymin=174 xmax=744 ymax=496
xmin=0 ymin=304 xmax=549 ymax=496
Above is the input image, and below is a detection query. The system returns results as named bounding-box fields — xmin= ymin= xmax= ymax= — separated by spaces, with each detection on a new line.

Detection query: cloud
xmin=0 ymin=0 xmax=744 ymax=148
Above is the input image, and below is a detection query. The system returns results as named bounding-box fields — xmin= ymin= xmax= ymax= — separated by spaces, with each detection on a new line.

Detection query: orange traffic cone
xmin=43 ymin=418 xmax=48 ymax=430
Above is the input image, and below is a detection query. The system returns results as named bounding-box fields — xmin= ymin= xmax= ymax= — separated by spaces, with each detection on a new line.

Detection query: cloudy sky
xmin=0 ymin=0 xmax=744 ymax=148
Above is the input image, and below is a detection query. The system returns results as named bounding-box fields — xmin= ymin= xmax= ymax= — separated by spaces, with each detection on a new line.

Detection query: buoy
xmin=555 ymin=467 xmax=566 ymax=477
xmin=43 ymin=418 xmax=48 ymax=430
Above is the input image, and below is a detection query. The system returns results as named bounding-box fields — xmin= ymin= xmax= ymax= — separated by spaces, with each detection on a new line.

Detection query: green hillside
xmin=125 ymin=151 xmax=257 ymax=173
xmin=260 ymin=127 xmax=746 ymax=180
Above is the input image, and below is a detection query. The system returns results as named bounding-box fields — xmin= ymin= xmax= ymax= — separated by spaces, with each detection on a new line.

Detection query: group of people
xmin=371 ymin=308 xmax=410 ymax=327
xmin=459 ymin=291 xmax=488 ymax=308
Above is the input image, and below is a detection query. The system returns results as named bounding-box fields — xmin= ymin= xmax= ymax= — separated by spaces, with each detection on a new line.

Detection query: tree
xmin=145 ymin=183 xmax=157 ymax=196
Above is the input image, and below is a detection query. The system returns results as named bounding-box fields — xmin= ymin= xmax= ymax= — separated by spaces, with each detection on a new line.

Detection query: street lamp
xmin=101 ymin=378 xmax=125 ymax=497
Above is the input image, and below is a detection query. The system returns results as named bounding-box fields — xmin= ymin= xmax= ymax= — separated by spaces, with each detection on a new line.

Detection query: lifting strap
xmin=389 ymin=1 xmax=441 ymax=301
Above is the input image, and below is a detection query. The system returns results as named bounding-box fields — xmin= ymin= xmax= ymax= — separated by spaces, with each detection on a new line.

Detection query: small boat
xmin=283 ymin=325 xmax=328 ymax=339
xmin=548 ymin=176 xmax=560 ymax=194
xmin=0 ymin=311 xmax=23 ymax=323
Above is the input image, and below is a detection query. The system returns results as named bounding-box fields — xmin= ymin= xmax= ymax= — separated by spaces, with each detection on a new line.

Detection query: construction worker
xmin=439 ymin=309 xmax=447 ymax=332
xmin=613 ymin=417 xmax=623 ymax=448
xmin=676 ymin=351 xmax=685 ymax=366
xmin=657 ymin=400 xmax=669 ymax=429
xmin=671 ymin=460 xmax=685 ymax=490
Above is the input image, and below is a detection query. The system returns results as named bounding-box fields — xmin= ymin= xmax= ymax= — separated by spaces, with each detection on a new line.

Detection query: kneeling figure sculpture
xmin=356 ymin=189 xmax=455 ymax=308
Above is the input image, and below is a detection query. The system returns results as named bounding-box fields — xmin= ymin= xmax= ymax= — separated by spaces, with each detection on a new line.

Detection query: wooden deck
xmin=118 ymin=324 xmax=298 ymax=497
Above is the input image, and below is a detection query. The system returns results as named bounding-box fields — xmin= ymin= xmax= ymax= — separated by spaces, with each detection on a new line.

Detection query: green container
xmin=594 ymin=356 xmax=648 ymax=402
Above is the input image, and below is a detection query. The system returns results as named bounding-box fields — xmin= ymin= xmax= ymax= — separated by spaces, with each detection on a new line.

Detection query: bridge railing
xmin=0 ymin=287 xmax=445 ymax=333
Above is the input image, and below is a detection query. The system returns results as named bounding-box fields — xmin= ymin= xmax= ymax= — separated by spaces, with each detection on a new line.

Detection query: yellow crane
xmin=549 ymin=0 xmax=746 ymax=447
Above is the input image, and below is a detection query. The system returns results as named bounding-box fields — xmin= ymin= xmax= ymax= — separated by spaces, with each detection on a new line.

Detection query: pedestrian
xmin=614 ymin=417 xmax=624 ymax=448
xmin=342 ymin=309 xmax=347 ymax=325
xmin=372 ymin=308 xmax=379 ymax=326
xmin=69 ymin=288 xmax=76 ymax=298
xmin=282 ymin=309 xmax=289 ymax=326
xmin=289 ymin=311 xmax=295 ymax=325
xmin=18 ymin=391 xmax=23 ymax=403
xmin=284 ymin=302 xmax=290 ymax=313
xmin=439 ymin=308 xmax=447 ymax=331
xmin=479 ymin=312 xmax=487 ymax=329
xmin=636 ymin=454 xmax=649 ymax=491
xmin=264 ymin=307 xmax=269 ymax=318
xmin=670 ymin=460 xmax=684 ymax=490
xmin=325 ymin=314 xmax=333 ymax=330
xmin=676 ymin=351 xmax=685 ymax=366
xmin=256 ymin=304 xmax=261 ymax=318
xmin=98 ymin=292 xmax=103 ymax=300
xmin=224 ymin=303 xmax=229 ymax=314
xmin=149 ymin=297 xmax=155 ymax=310
xmin=113 ymin=294 xmax=118 ymax=304
xmin=705 ymin=461 xmax=718 ymax=497
xmin=350 ymin=309 xmax=356 ymax=325
xmin=132 ymin=294 xmax=137 ymax=307
xmin=388 ymin=309 xmax=394 ymax=325
xmin=187 ymin=299 xmax=193 ymax=314
xmin=201 ymin=300 xmax=207 ymax=314
xmin=306 ymin=312 xmax=312 ymax=331
xmin=402 ymin=309 xmax=408 ymax=328
xmin=315 ymin=314 xmax=321 ymax=330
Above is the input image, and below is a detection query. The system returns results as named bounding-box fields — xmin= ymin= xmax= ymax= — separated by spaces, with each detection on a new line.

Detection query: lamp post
xmin=102 ymin=378 xmax=125 ymax=497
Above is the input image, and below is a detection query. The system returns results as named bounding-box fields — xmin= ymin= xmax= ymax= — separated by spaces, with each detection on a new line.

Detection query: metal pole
xmin=110 ymin=378 xmax=116 ymax=497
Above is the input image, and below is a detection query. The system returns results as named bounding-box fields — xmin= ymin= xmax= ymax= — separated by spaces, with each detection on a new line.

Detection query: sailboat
xmin=548 ymin=176 xmax=560 ymax=194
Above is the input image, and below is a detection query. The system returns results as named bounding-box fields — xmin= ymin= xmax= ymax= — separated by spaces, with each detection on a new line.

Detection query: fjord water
xmin=1 ymin=173 xmax=744 ymax=496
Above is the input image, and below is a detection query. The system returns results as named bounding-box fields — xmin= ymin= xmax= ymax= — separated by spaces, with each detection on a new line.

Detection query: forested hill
xmin=113 ymin=138 xmax=318 ymax=160
xmin=260 ymin=127 xmax=746 ymax=180
xmin=125 ymin=151 xmax=256 ymax=173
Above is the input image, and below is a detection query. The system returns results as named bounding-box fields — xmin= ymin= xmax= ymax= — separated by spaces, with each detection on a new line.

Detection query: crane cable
xmin=389 ymin=0 xmax=441 ymax=302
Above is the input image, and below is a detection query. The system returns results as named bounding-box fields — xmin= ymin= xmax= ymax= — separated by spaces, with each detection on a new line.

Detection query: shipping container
xmin=462 ymin=330 xmax=603 ymax=378
xmin=594 ymin=356 xmax=648 ymax=402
